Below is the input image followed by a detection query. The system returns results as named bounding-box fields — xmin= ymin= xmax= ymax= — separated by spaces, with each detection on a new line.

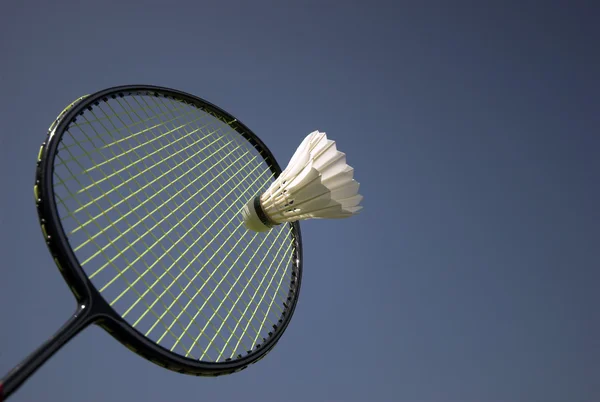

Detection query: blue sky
xmin=1 ymin=1 xmax=599 ymax=401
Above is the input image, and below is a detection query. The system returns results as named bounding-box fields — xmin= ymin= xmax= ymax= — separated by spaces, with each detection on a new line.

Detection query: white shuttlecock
xmin=241 ymin=130 xmax=363 ymax=232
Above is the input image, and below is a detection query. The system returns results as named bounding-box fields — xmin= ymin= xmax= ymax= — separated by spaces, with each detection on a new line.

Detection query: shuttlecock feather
xmin=241 ymin=130 xmax=363 ymax=232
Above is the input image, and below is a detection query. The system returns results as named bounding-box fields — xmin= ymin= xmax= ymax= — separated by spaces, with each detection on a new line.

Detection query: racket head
xmin=34 ymin=85 xmax=303 ymax=376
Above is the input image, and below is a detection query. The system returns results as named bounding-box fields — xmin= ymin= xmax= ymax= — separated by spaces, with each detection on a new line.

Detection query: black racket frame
xmin=1 ymin=85 xmax=303 ymax=400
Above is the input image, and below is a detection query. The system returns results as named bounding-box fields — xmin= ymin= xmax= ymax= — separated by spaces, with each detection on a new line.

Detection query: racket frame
xmin=1 ymin=85 xmax=303 ymax=400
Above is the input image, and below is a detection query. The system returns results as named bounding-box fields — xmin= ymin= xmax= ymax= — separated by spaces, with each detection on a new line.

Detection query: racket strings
xmin=152 ymin=127 xmax=293 ymax=357
xmin=197 ymin=133 xmax=291 ymax=311
xmin=75 ymin=100 xmax=278 ymax=324
xmin=54 ymin=151 xmax=199 ymax=353
xmin=66 ymin=110 xmax=218 ymax=212
xmin=59 ymin=120 xmax=278 ymax=362
xmin=54 ymin=101 xmax=194 ymax=173
xmin=56 ymin=141 xmax=207 ymax=359
xmin=52 ymin=94 xmax=295 ymax=361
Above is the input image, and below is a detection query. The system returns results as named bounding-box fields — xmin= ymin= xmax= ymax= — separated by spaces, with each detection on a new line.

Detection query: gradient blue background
xmin=1 ymin=1 xmax=598 ymax=401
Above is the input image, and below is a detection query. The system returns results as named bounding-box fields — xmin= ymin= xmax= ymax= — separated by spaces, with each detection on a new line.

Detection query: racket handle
xmin=0 ymin=304 xmax=92 ymax=401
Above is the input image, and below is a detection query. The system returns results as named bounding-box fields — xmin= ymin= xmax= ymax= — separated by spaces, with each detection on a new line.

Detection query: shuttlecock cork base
xmin=241 ymin=130 xmax=363 ymax=233
xmin=242 ymin=195 xmax=277 ymax=232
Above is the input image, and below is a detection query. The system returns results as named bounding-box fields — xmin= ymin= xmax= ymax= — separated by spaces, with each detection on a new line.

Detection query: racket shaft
xmin=0 ymin=305 xmax=91 ymax=401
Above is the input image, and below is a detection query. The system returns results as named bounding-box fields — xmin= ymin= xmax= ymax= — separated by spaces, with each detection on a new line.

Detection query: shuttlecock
xmin=241 ymin=130 xmax=363 ymax=232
